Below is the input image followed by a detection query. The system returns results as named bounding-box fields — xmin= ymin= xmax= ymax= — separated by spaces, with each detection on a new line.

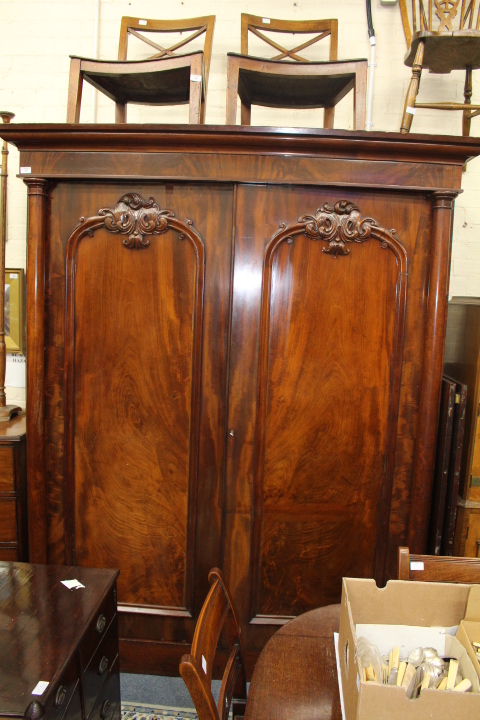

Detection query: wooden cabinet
xmin=0 ymin=415 xmax=27 ymax=561
xmin=2 ymin=124 xmax=480 ymax=677
xmin=0 ymin=562 xmax=120 ymax=720
xmin=444 ymin=298 xmax=480 ymax=557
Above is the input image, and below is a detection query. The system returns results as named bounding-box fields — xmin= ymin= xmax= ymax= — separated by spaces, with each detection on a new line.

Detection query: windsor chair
xmin=67 ymin=15 xmax=215 ymax=124
xmin=400 ymin=0 xmax=480 ymax=134
xmin=225 ymin=14 xmax=367 ymax=129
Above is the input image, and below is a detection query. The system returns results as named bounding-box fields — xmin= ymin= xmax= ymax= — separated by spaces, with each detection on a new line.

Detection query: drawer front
xmin=83 ymin=615 xmax=119 ymax=718
xmin=0 ymin=499 xmax=17 ymax=542
xmin=44 ymin=659 xmax=81 ymax=720
xmin=61 ymin=682 xmax=82 ymax=720
xmin=80 ymin=588 xmax=116 ymax=669
xmin=87 ymin=657 xmax=120 ymax=720
xmin=0 ymin=446 xmax=14 ymax=491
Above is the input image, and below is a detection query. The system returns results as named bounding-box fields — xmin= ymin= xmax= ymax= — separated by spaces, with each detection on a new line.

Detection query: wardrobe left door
xmin=41 ymin=182 xmax=234 ymax=672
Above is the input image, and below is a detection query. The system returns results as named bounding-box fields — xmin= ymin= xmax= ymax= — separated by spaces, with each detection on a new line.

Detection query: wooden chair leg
xmin=226 ymin=57 xmax=240 ymax=125
xmin=189 ymin=55 xmax=203 ymax=124
xmin=115 ymin=103 xmax=127 ymax=123
xmin=66 ymin=58 xmax=83 ymax=123
xmin=324 ymin=106 xmax=335 ymax=129
xmin=463 ymin=66 xmax=473 ymax=137
xmin=240 ymin=101 xmax=251 ymax=126
xmin=354 ymin=62 xmax=367 ymax=131
xmin=400 ymin=40 xmax=425 ymax=133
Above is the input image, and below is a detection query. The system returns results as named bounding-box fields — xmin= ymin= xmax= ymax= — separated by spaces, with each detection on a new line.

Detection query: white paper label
xmin=20 ymin=167 xmax=31 ymax=174
xmin=32 ymin=681 xmax=49 ymax=696
xmin=138 ymin=19 xmax=147 ymax=25
xmin=356 ymin=673 xmax=360 ymax=690
xmin=202 ymin=655 xmax=207 ymax=673
xmin=410 ymin=561 xmax=424 ymax=570
xmin=190 ymin=75 xmax=202 ymax=82
xmin=406 ymin=106 xmax=416 ymax=115
xmin=61 ymin=579 xmax=85 ymax=590
xmin=262 ymin=18 xmax=271 ymax=24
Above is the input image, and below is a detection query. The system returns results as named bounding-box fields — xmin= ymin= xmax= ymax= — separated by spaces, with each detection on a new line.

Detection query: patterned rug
xmin=122 ymin=703 xmax=198 ymax=720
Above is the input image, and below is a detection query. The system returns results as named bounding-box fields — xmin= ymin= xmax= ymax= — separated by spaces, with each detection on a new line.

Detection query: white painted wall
xmin=1 ymin=0 xmax=480 ymax=406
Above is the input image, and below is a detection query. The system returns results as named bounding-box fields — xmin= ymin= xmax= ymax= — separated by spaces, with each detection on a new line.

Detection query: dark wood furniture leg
xmin=463 ymin=66 xmax=473 ymax=137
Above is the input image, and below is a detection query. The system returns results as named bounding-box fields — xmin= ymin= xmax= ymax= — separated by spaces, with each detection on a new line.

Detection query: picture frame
xmin=5 ymin=269 xmax=25 ymax=354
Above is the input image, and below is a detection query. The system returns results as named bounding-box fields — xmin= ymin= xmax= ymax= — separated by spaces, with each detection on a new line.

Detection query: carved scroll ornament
xmin=273 ymin=200 xmax=406 ymax=268
xmin=98 ymin=193 xmax=174 ymax=249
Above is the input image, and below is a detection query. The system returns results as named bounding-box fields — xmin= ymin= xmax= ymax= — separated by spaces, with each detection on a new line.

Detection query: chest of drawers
xmin=0 ymin=562 xmax=120 ymax=720
xmin=0 ymin=415 xmax=27 ymax=561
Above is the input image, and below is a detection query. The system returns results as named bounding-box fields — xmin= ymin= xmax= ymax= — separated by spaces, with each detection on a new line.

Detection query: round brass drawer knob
xmin=100 ymin=700 xmax=111 ymax=720
xmin=96 ymin=614 xmax=107 ymax=634
xmin=54 ymin=686 xmax=67 ymax=708
xmin=98 ymin=656 xmax=109 ymax=675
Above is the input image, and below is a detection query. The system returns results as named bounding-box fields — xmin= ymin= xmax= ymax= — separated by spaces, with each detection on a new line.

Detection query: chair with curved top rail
xmin=225 ymin=14 xmax=368 ymax=129
xmin=180 ymin=568 xmax=248 ymax=720
xmin=67 ymin=15 xmax=215 ymax=124
xmin=400 ymin=0 xmax=480 ymax=134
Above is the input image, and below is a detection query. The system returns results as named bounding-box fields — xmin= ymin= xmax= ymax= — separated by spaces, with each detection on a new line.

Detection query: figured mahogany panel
xmin=251 ymin=201 xmax=407 ymax=618
xmin=64 ymin=194 xmax=204 ymax=613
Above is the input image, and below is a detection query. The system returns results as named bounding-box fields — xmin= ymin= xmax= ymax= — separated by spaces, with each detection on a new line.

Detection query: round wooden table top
xmin=245 ymin=604 xmax=342 ymax=720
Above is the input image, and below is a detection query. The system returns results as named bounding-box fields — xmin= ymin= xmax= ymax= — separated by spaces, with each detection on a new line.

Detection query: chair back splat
xmin=226 ymin=13 xmax=367 ymax=128
xmin=180 ymin=569 xmax=247 ymax=720
xmin=399 ymin=1 xmax=480 ymax=134
xmin=67 ymin=15 xmax=215 ymax=124
xmin=240 ymin=14 xmax=338 ymax=60
xmin=398 ymin=546 xmax=480 ymax=583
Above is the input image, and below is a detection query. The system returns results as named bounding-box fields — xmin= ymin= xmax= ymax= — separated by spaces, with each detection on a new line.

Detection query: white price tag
xmin=406 ymin=106 xmax=415 ymax=115
xmin=32 ymin=681 xmax=49 ymax=696
xmin=138 ymin=19 xmax=147 ymax=25
xmin=410 ymin=561 xmax=424 ymax=571
xmin=262 ymin=18 xmax=271 ymax=24
xmin=61 ymin=579 xmax=85 ymax=590
xmin=20 ymin=167 xmax=31 ymax=174
xmin=202 ymin=655 xmax=207 ymax=674
xmin=190 ymin=75 xmax=202 ymax=82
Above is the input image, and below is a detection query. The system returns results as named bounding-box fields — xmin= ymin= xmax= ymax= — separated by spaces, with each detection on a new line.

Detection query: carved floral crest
xmin=98 ymin=193 xmax=174 ymax=249
xmin=282 ymin=200 xmax=399 ymax=259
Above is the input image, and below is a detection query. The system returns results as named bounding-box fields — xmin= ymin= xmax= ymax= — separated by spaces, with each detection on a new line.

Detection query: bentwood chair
xmin=226 ymin=14 xmax=368 ymax=129
xmin=400 ymin=0 xmax=480 ymax=134
xmin=180 ymin=569 xmax=248 ymax=720
xmin=398 ymin=546 xmax=480 ymax=582
xmin=67 ymin=15 xmax=215 ymax=124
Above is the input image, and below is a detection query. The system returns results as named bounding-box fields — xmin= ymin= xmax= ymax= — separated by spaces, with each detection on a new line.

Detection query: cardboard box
xmin=456 ymin=585 xmax=480 ymax=681
xmin=338 ymin=578 xmax=480 ymax=720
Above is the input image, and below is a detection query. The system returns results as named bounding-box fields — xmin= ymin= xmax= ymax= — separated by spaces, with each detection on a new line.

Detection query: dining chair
xmin=398 ymin=546 xmax=480 ymax=582
xmin=180 ymin=568 xmax=247 ymax=720
xmin=67 ymin=15 xmax=215 ymax=124
xmin=225 ymin=14 xmax=368 ymax=129
xmin=399 ymin=0 xmax=480 ymax=134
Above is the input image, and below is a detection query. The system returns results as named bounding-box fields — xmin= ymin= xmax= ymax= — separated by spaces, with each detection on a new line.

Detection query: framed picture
xmin=5 ymin=269 xmax=25 ymax=354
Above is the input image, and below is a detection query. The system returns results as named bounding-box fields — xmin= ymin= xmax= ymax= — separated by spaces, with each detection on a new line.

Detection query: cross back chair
xmin=398 ymin=546 xmax=480 ymax=582
xmin=226 ymin=14 xmax=368 ymax=129
xmin=67 ymin=15 xmax=215 ymax=124
xmin=180 ymin=569 xmax=247 ymax=720
xmin=400 ymin=1 xmax=480 ymax=134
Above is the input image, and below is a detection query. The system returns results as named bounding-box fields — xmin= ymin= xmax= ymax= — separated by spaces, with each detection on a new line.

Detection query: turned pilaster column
xmin=24 ymin=177 xmax=49 ymax=562
xmin=407 ymin=190 xmax=458 ymax=552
